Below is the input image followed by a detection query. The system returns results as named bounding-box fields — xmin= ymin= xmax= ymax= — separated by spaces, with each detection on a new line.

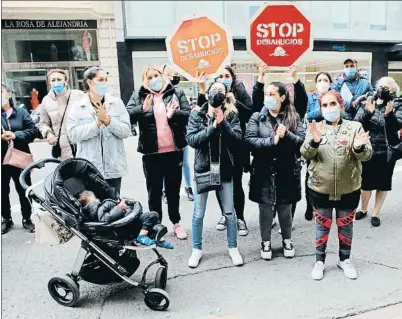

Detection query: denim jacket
xmin=67 ymin=93 xmax=131 ymax=179
xmin=306 ymin=91 xmax=323 ymax=122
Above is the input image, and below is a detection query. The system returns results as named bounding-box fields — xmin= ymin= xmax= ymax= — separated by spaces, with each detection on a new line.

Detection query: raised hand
xmin=196 ymin=71 xmax=209 ymax=94
xmin=94 ymin=102 xmax=110 ymax=125
xmin=309 ymin=120 xmax=323 ymax=143
xmin=365 ymin=96 xmax=375 ymax=113
xmin=213 ymin=108 xmax=224 ymax=128
xmin=274 ymin=134 xmax=280 ymax=145
xmin=353 ymin=131 xmax=370 ymax=149
xmin=277 ymin=124 xmax=287 ymax=138
xmin=258 ymin=61 xmax=269 ymax=75
xmin=290 ymin=64 xmax=299 ymax=83
xmin=385 ymin=101 xmax=394 ymax=115
xmin=166 ymin=100 xmax=179 ymax=119
xmin=143 ymin=94 xmax=153 ymax=112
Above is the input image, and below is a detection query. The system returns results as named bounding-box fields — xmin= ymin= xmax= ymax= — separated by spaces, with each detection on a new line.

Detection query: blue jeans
xmin=182 ymin=145 xmax=192 ymax=188
xmin=163 ymin=145 xmax=192 ymax=189
xmin=192 ymin=181 xmax=237 ymax=250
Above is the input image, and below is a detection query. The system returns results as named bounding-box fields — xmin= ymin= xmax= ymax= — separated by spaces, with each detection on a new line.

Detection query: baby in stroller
xmin=78 ymin=190 xmax=173 ymax=249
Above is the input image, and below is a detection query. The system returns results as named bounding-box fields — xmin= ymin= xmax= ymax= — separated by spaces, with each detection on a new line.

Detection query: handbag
xmin=51 ymin=93 xmax=72 ymax=158
xmin=384 ymin=120 xmax=402 ymax=162
xmin=31 ymin=203 xmax=73 ymax=246
xmin=194 ymin=136 xmax=223 ymax=194
xmin=2 ymin=120 xmax=34 ymax=170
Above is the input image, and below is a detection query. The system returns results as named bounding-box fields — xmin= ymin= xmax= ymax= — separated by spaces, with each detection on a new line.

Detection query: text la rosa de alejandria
xmin=177 ymin=33 xmax=224 ymax=61
xmin=255 ymin=22 xmax=304 ymax=46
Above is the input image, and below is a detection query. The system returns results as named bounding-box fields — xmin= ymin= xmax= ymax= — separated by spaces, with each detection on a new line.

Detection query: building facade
xmin=115 ymin=0 xmax=402 ymax=103
xmin=1 ymin=1 xmax=120 ymax=110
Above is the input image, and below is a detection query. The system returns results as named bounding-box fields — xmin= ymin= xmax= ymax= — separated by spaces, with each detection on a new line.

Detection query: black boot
xmin=22 ymin=218 xmax=35 ymax=233
xmin=305 ymin=205 xmax=313 ymax=221
xmin=185 ymin=187 xmax=194 ymax=201
xmin=1 ymin=219 xmax=14 ymax=234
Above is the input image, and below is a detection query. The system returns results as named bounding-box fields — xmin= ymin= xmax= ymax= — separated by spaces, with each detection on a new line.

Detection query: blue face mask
xmin=149 ymin=77 xmax=163 ymax=92
xmin=264 ymin=97 xmax=278 ymax=110
xmin=344 ymin=68 xmax=357 ymax=79
xmin=321 ymin=106 xmax=340 ymax=122
xmin=219 ymin=79 xmax=232 ymax=90
xmin=95 ymin=82 xmax=108 ymax=96
xmin=52 ymin=82 xmax=65 ymax=95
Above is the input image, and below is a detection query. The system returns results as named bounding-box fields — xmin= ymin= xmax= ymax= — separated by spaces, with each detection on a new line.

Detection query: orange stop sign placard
xmin=166 ymin=16 xmax=233 ymax=81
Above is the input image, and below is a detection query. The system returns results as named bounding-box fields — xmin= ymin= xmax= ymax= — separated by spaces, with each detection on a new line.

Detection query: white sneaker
xmin=228 ymin=247 xmax=244 ymax=266
xmin=188 ymin=249 xmax=203 ymax=268
xmin=283 ymin=239 xmax=295 ymax=258
xmin=261 ymin=241 xmax=272 ymax=260
xmin=311 ymin=261 xmax=325 ymax=280
xmin=216 ymin=216 xmax=227 ymax=231
xmin=337 ymin=259 xmax=358 ymax=279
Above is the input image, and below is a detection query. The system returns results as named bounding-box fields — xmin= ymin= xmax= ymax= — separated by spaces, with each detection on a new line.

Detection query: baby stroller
xmin=20 ymin=158 xmax=170 ymax=311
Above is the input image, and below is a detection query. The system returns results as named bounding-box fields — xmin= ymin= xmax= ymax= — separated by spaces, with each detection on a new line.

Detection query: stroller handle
xmin=19 ymin=158 xmax=62 ymax=191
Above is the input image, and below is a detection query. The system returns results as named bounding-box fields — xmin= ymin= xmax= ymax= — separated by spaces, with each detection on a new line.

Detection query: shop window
xmin=2 ymin=29 xmax=99 ymax=63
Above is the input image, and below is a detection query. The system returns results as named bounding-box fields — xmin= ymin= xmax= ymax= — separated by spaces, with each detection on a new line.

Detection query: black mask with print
xmin=376 ymin=86 xmax=396 ymax=103
xmin=209 ymin=92 xmax=226 ymax=108
xmin=171 ymin=76 xmax=180 ymax=86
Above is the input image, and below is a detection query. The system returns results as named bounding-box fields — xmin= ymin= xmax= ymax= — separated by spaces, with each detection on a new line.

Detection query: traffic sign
xmin=166 ymin=16 xmax=233 ymax=82
xmin=248 ymin=3 xmax=312 ymax=67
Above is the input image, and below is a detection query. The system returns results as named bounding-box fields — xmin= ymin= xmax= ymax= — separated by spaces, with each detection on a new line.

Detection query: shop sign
xmin=2 ymin=61 xmax=98 ymax=71
xmin=1 ymin=19 xmax=97 ymax=29
xmin=248 ymin=3 xmax=312 ymax=67
xmin=166 ymin=16 xmax=233 ymax=82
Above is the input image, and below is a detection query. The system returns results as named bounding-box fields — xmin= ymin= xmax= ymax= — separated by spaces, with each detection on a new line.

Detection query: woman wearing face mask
xmin=197 ymin=66 xmax=253 ymax=236
xmin=67 ymin=66 xmax=131 ymax=193
xmin=354 ymin=77 xmax=402 ymax=227
xmin=39 ymin=69 xmax=84 ymax=160
xmin=302 ymin=72 xmax=334 ymax=221
xmin=186 ymin=81 xmax=243 ymax=268
xmin=301 ymin=91 xmax=372 ymax=280
xmin=246 ymin=82 xmax=305 ymax=261
xmin=306 ymin=72 xmax=333 ymax=122
xmin=1 ymin=85 xmax=38 ymax=234
xmin=161 ymin=64 xmax=194 ymax=202
xmin=126 ymin=66 xmax=190 ymax=239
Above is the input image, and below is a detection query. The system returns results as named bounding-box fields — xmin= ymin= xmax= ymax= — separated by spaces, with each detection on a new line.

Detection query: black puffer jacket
xmin=126 ymin=84 xmax=190 ymax=155
xmin=1 ymin=107 xmax=38 ymax=163
xmin=197 ymin=81 xmax=253 ymax=170
xmin=355 ymin=97 xmax=402 ymax=155
xmin=186 ymin=102 xmax=242 ymax=182
xmin=245 ymin=108 xmax=305 ymax=205
xmin=83 ymin=199 xmax=143 ymax=223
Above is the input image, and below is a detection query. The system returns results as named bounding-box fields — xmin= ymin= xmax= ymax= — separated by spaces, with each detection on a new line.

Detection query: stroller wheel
xmin=155 ymin=266 xmax=168 ymax=289
xmin=48 ymin=275 xmax=80 ymax=307
xmin=144 ymin=288 xmax=170 ymax=311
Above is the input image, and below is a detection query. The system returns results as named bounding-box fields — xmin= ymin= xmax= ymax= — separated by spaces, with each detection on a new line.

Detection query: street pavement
xmin=2 ymin=135 xmax=402 ymax=319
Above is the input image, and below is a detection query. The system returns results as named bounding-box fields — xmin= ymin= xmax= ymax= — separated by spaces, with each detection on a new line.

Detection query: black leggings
xmin=106 ymin=178 xmax=122 ymax=194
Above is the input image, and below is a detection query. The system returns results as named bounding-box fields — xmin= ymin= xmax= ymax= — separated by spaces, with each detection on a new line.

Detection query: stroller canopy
xmin=45 ymin=158 xmax=119 ymax=218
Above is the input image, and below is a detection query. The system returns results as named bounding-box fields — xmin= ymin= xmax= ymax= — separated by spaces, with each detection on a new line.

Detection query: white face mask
xmin=316 ymin=82 xmax=330 ymax=94
xmin=321 ymin=106 xmax=341 ymax=122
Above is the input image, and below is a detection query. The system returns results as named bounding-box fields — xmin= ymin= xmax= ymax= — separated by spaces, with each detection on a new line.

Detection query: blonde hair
xmin=141 ymin=65 xmax=164 ymax=84
xmin=47 ymin=69 xmax=69 ymax=82
xmin=377 ymin=76 xmax=400 ymax=94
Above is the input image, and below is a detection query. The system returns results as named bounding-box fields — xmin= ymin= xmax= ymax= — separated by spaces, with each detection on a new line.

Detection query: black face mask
xmin=376 ymin=86 xmax=396 ymax=103
xmin=171 ymin=76 xmax=180 ymax=86
xmin=209 ymin=92 xmax=226 ymax=108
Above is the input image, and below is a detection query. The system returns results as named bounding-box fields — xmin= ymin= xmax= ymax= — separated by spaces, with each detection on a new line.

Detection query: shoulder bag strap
xmin=56 ymin=93 xmax=72 ymax=143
